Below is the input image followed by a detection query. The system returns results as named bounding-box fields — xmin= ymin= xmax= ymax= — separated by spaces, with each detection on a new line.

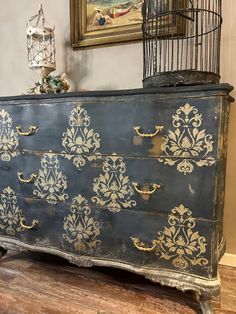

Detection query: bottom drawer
xmin=0 ymin=188 xmax=218 ymax=279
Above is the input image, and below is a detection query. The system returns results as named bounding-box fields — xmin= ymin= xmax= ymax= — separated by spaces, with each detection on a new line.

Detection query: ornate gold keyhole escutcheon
xmin=16 ymin=125 xmax=38 ymax=136
xmin=20 ymin=218 xmax=39 ymax=230
xmin=17 ymin=172 xmax=37 ymax=184
xmin=133 ymin=126 xmax=164 ymax=138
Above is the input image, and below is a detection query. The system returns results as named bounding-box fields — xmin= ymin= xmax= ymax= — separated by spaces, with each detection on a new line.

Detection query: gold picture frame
xmin=70 ymin=0 xmax=180 ymax=49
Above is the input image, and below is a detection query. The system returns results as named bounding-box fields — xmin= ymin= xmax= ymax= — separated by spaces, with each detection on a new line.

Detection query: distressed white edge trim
xmin=220 ymin=253 xmax=236 ymax=268
xmin=0 ymin=236 xmax=221 ymax=295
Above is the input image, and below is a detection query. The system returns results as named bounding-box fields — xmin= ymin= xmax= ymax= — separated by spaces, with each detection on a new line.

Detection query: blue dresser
xmin=0 ymin=84 xmax=233 ymax=313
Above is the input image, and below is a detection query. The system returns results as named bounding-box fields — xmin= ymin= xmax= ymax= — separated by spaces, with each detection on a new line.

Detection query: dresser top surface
xmin=0 ymin=83 xmax=233 ymax=102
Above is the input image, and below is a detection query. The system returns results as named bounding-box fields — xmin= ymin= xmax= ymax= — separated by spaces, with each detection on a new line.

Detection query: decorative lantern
xmin=27 ymin=5 xmax=55 ymax=79
xmin=142 ymin=0 xmax=223 ymax=87
xmin=27 ymin=5 xmax=69 ymax=94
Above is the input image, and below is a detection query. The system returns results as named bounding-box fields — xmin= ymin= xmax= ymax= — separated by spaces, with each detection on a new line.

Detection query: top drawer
xmin=0 ymin=94 xmax=226 ymax=160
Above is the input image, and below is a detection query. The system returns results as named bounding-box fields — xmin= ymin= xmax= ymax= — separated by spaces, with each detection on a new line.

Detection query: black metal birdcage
xmin=142 ymin=0 xmax=222 ymax=87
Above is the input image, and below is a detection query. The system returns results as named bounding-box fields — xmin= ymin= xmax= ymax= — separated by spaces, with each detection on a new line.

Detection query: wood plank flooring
xmin=0 ymin=251 xmax=235 ymax=314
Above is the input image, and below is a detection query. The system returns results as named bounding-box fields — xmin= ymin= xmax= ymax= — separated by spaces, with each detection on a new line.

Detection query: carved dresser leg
xmin=0 ymin=246 xmax=7 ymax=259
xmin=200 ymin=296 xmax=214 ymax=314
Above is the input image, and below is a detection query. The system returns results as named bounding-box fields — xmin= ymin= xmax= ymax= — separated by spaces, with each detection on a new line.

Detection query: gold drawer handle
xmin=20 ymin=218 xmax=39 ymax=230
xmin=16 ymin=125 xmax=38 ymax=136
xmin=133 ymin=126 xmax=164 ymax=138
xmin=18 ymin=172 xmax=37 ymax=183
xmin=131 ymin=237 xmax=158 ymax=252
xmin=132 ymin=182 xmax=161 ymax=195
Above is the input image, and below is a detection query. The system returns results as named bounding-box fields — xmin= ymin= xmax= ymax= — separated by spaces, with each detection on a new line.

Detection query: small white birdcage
xmin=26 ymin=5 xmax=70 ymax=94
xmin=27 ymin=4 xmax=56 ymax=78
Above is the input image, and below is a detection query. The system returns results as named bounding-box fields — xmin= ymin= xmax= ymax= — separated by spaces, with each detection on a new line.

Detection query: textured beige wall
xmin=0 ymin=1 xmax=70 ymax=95
xmin=0 ymin=0 xmax=142 ymax=95
xmin=0 ymin=1 xmax=235 ymax=254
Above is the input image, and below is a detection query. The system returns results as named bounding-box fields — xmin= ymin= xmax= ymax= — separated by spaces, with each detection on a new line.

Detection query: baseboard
xmin=220 ymin=253 xmax=236 ymax=267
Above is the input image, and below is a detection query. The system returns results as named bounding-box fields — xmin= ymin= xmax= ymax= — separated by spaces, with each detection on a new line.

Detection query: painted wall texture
xmin=0 ymin=0 xmax=235 ymax=254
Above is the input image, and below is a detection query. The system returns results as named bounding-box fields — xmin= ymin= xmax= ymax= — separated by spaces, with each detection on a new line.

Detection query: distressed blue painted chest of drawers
xmin=0 ymin=84 xmax=233 ymax=313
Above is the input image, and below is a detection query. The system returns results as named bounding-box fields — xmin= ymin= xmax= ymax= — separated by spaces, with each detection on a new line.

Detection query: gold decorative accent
xmin=18 ymin=172 xmax=37 ymax=184
xmin=134 ymin=126 xmax=164 ymax=138
xmin=131 ymin=204 xmax=208 ymax=270
xmin=63 ymin=194 xmax=101 ymax=252
xmin=0 ymin=187 xmax=23 ymax=235
xmin=158 ymin=103 xmax=215 ymax=175
xmin=132 ymin=182 xmax=161 ymax=196
xmin=92 ymin=154 xmax=136 ymax=212
xmin=0 ymin=110 xmax=19 ymax=161
xmin=62 ymin=105 xmax=101 ymax=170
xmin=16 ymin=125 xmax=38 ymax=136
xmin=33 ymin=152 xmax=69 ymax=205
xmin=20 ymin=218 xmax=39 ymax=230
xmin=131 ymin=237 xmax=159 ymax=252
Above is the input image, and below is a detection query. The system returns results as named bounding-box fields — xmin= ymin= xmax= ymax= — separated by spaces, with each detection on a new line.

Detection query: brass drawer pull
xmin=133 ymin=126 xmax=164 ymax=138
xmin=131 ymin=237 xmax=158 ymax=252
xmin=20 ymin=218 xmax=39 ymax=230
xmin=18 ymin=172 xmax=37 ymax=183
xmin=16 ymin=125 xmax=38 ymax=136
xmin=132 ymin=182 xmax=161 ymax=195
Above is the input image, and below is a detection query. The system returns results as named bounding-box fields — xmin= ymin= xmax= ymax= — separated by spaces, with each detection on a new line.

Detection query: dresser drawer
xmin=0 ymin=93 xmax=225 ymax=160
xmin=0 ymin=192 xmax=217 ymax=278
xmin=0 ymin=152 xmax=223 ymax=220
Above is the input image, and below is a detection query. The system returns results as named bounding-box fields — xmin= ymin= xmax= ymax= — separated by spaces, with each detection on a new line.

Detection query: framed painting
xmin=70 ymin=0 xmax=178 ymax=49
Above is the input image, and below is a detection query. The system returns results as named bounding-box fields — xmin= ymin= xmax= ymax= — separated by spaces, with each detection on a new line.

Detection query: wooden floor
xmin=0 ymin=251 xmax=235 ymax=314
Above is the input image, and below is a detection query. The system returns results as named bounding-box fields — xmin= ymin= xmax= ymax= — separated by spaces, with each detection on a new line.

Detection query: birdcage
xmin=27 ymin=5 xmax=56 ymax=78
xmin=26 ymin=5 xmax=70 ymax=94
xmin=142 ymin=0 xmax=222 ymax=87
